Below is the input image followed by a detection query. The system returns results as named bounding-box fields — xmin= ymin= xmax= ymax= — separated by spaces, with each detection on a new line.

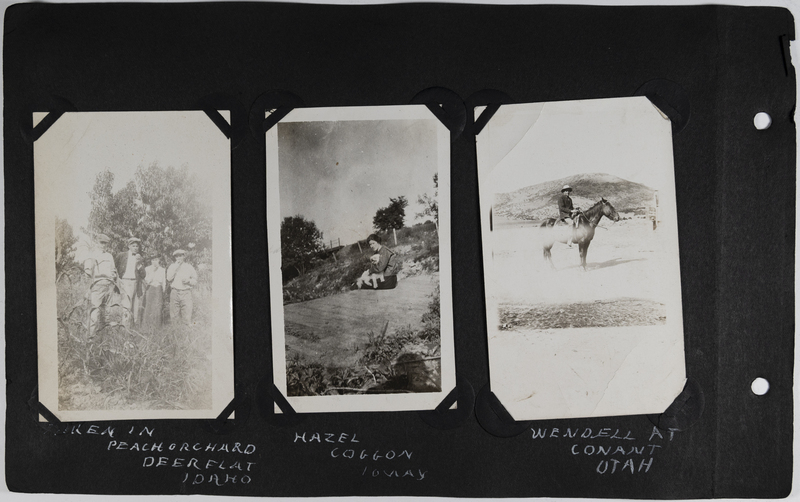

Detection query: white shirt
xmin=84 ymin=250 xmax=116 ymax=280
xmin=122 ymin=250 xmax=139 ymax=279
xmin=166 ymin=261 xmax=197 ymax=290
xmin=145 ymin=265 xmax=166 ymax=289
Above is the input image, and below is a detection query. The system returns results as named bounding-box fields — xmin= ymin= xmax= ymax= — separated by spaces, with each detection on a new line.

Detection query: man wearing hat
xmin=115 ymin=237 xmax=146 ymax=328
xmin=558 ymin=185 xmax=579 ymax=247
xmin=83 ymin=233 xmax=117 ymax=338
xmin=166 ymin=249 xmax=198 ymax=325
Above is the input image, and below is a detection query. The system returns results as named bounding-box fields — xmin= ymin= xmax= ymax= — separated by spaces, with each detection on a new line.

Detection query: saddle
xmin=552 ymin=211 xmax=584 ymax=228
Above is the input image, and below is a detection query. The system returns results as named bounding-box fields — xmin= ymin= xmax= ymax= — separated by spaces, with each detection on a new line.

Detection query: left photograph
xmin=34 ymin=111 xmax=234 ymax=421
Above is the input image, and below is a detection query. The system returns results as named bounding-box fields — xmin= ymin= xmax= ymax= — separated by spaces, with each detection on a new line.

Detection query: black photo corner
xmin=3 ymin=2 xmax=796 ymax=498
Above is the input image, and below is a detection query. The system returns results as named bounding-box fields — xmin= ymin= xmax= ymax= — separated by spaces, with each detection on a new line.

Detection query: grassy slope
xmin=283 ymin=221 xmax=439 ymax=304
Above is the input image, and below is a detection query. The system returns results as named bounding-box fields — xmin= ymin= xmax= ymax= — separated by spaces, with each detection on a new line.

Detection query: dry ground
xmin=283 ymin=273 xmax=439 ymax=368
xmin=486 ymin=217 xmax=686 ymax=420
xmin=490 ymin=217 xmax=676 ymax=327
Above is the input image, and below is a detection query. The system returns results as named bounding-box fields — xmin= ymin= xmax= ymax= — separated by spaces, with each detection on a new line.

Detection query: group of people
xmin=84 ymin=234 xmax=198 ymax=338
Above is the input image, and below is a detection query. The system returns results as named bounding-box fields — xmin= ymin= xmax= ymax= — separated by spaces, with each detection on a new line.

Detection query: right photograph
xmin=476 ymin=96 xmax=686 ymax=421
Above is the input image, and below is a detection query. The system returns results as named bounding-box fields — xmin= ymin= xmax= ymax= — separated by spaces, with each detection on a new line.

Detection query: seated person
xmin=356 ymin=254 xmax=384 ymax=289
xmin=355 ymin=234 xmax=395 ymax=289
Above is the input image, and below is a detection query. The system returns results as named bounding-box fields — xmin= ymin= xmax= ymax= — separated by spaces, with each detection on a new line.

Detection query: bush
xmin=419 ymin=285 xmax=440 ymax=341
xmin=375 ymin=221 xmax=437 ymax=247
xmin=286 ymin=353 xmax=327 ymax=396
xmin=286 ymin=352 xmax=371 ymax=396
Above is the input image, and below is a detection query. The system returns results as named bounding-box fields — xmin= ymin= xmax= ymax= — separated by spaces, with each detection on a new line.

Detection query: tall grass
xmin=56 ymin=271 xmax=212 ymax=411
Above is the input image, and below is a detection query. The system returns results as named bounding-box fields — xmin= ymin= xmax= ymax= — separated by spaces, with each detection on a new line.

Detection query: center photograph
xmin=266 ymin=105 xmax=455 ymax=413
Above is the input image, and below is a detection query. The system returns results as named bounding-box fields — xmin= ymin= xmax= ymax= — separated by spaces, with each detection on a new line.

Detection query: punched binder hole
xmin=751 ymin=377 xmax=769 ymax=396
xmin=753 ymin=112 xmax=772 ymax=130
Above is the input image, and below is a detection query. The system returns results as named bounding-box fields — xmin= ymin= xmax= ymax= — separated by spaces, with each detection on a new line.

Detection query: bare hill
xmin=494 ymin=173 xmax=655 ymax=221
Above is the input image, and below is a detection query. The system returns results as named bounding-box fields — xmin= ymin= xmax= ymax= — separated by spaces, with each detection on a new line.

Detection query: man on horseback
xmin=557 ymin=185 xmax=580 ymax=247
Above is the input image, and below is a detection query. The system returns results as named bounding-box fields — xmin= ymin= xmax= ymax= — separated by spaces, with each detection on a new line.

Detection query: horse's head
xmin=600 ymin=197 xmax=620 ymax=222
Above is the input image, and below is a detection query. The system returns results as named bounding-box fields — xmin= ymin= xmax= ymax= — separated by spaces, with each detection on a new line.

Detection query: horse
xmin=539 ymin=198 xmax=620 ymax=270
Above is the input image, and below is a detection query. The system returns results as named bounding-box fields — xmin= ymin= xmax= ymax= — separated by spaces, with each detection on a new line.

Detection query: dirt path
xmin=489 ymin=218 xmax=679 ymax=307
xmin=283 ymin=273 xmax=438 ymax=367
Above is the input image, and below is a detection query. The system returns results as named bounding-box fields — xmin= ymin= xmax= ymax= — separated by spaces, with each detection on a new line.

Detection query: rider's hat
xmin=127 ymin=237 xmax=141 ymax=246
xmin=561 ymin=185 xmax=573 ymax=192
xmin=96 ymin=233 xmax=111 ymax=244
xmin=172 ymin=249 xmax=187 ymax=257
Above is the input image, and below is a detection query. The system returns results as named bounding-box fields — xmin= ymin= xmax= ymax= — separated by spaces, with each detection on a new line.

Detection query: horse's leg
xmin=579 ymin=241 xmax=590 ymax=270
xmin=541 ymin=224 xmax=556 ymax=269
xmin=543 ymin=244 xmax=555 ymax=269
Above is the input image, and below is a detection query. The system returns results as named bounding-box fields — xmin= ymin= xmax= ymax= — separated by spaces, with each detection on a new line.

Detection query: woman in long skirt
xmin=142 ymin=256 xmax=166 ymax=331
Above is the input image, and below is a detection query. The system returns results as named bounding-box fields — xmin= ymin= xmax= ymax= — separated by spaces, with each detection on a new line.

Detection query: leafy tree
xmin=55 ymin=217 xmax=79 ymax=282
xmin=281 ymin=215 xmax=323 ymax=275
xmin=373 ymin=196 xmax=409 ymax=233
xmin=84 ymin=164 xmax=212 ymax=263
xmin=416 ymin=173 xmax=439 ymax=229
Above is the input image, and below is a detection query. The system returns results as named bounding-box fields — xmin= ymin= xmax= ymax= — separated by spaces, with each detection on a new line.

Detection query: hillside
xmin=494 ymin=173 xmax=655 ymax=221
xmin=282 ymin=221 xmax=439 ymax=304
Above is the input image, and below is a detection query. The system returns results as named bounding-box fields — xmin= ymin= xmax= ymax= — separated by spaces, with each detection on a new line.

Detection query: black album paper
xmin=4 ymin=3 xmax=795 ymax=498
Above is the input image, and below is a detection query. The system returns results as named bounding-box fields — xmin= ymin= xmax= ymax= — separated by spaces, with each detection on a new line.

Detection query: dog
xmin=356 ymin=254 xmax=385 ymax=289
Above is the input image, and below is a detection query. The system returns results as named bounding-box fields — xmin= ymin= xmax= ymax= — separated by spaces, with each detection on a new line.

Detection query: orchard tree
xmin=416 ymin=173 xmax=439 ymax=229
xmin=280 ymin=215 xmax=323 ymax=275
xmin=55 ymin=217 xmax=79 ymax=282
xmin=134 ymin=163 xmax=212 ymax=261
xmin=84 ymin=164 xmax=212 ymax=263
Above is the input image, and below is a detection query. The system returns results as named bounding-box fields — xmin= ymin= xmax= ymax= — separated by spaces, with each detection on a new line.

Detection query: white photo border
xmin=34 ymin=110 xmax=235 ymax=421
xmin=476 ymin=96 xmax=686 ymax=421
xmin=266 ymin=105 xmax=456 ymax=413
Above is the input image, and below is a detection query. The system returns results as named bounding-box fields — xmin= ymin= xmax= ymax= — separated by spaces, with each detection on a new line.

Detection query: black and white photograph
xmin=476 ymin=97 xmax=686 ymax=420
xmin=34 ymin=111 xmax=234 ymax=421
xmin=267 ymin=105 xmax=455 ymax=413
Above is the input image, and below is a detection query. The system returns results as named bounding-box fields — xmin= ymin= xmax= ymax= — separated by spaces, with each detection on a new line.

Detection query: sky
xmin=480 ymin=96 xmax=675 ymax=195
xmin=34 ymin=111 xmax=229 ymax=259
xmin=277 ymin=118 xmax=440 ymax=245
